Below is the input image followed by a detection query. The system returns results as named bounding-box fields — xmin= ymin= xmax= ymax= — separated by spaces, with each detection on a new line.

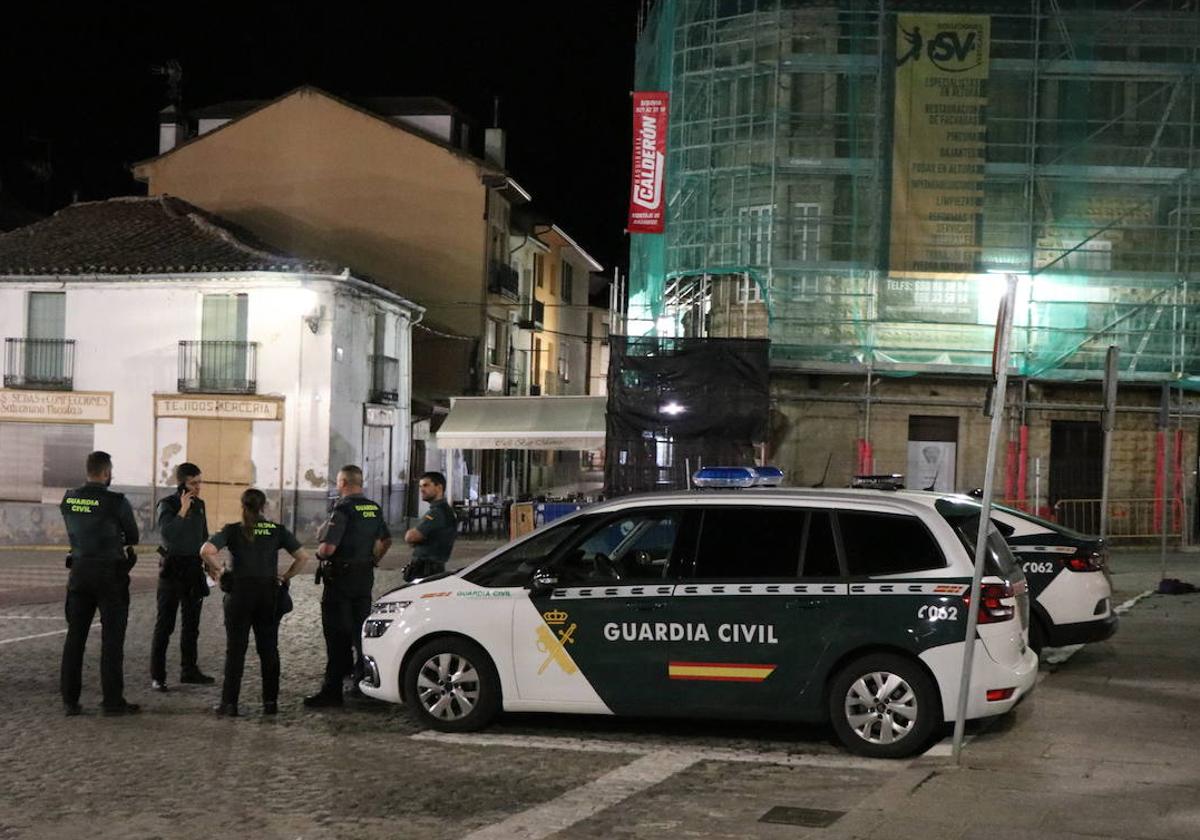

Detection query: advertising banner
xmin=628 ymin=91 xmax=670 ymax=234
xmin=0 ymin=389 xmax=113 ymax=424
xmin=890 ymin=14 xmax=990 ymax=274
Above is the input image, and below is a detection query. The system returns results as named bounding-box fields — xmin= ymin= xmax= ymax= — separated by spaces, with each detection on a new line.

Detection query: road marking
xmin=461 ymin=750 xmax=698 ymax=840
xmin=1114 ymin=589 xmax=1155 ymax=614
xmin=0 ymin=623 xmax=98 ymax=646
xmin=411 ymin=730 xmax=888 ymax=770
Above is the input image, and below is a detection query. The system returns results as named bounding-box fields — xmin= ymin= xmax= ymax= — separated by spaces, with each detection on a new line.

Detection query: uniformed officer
xmin=402 ymin=471 xmax=457 ymax=582
xmin=150 ymin=462 xmax=214 ymax=691
xmin=59 ymin=451 xmax=141 ymax=716
xmin=199 ymin=488 xmax=309 ymax=717
xmin=304 ymin=465 xmax=392 ymax=708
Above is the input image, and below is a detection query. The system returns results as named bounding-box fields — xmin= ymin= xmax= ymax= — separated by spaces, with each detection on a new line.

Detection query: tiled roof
xmin=0 ymin=195 xmax=340 ymax=276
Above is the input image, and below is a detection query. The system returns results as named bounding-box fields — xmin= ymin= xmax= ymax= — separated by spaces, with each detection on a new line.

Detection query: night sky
xmin=0 ymin=2 xmax=642 ymax=271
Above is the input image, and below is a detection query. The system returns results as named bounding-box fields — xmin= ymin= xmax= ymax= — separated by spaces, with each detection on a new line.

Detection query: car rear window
xmin=837 ymin=511 xmax=946 ymax=576
xmin=936 ymin=500 xmax=1022 ymax=579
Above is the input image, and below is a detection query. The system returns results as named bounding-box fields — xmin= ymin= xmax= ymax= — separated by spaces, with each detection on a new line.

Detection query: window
xmin=25 ymin=292 xmax=66 ymax=382
xmin=737 ymin=275 xmax=763 ymax=304
xmin=464 ymin=517 xmax=592 ymax=587
xmin=533 ymin=337 xmax=543 ymax=389
xmin=486 ymin=319 xmax=502 ymax=367
xmin=693 ymin=507 xmax=806 ymax=579
xmin=558 ymin=512 xmax=681 ymax=584
xmin=561 ymin=260 xmax=574 ymax=304
xmin=0 ymin=422 xmax=93 ymax=503
xmin=800 ymin=511 xmax=840 ymax=577
xmin=558 ymin=344 xmax=569 ymax=383
xmin=787 ymin=203 xmax=820 ymax=262
xmin=838 ymin=512 xmax=945 ymax=576
xmin=738 ymin=204 xmax=772 ymax=267
xmin=534 ymin=253 xmax=545 ymax=288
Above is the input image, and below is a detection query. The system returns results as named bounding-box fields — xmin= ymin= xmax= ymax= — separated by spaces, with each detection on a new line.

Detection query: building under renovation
xmin=627 ymin=0 xmax=1200 ymax=538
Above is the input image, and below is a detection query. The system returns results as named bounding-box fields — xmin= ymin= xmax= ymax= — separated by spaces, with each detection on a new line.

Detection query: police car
xmin=985 ymin=503 xmax=1117 ymax=653
xmin=359 ymin=470 xmax=1037 ymax=758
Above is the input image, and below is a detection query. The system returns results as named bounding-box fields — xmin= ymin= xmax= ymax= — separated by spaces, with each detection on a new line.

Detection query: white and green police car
xmin=359 ymin=478 xmax=1036 ymax=758
xmin=986 ymin=503 xmax=1117 ymax=653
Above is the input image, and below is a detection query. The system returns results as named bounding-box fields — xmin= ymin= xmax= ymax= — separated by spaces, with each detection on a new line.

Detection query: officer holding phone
xmin=150 ymin=462 xmax=214 ymax=691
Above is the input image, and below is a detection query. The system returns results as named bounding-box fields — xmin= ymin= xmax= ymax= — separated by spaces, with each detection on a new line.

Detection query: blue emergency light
xmin=693 ymin=466 xmax=785 ymax=489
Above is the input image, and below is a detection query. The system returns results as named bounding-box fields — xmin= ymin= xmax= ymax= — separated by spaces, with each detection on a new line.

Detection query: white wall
xmin=0 ymin=273 xmax=419 ymax=533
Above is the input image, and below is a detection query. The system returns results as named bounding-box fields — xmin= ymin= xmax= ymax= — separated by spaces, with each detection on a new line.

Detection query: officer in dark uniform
xmin=59 ymin=451 xmax=141 ymax=716
xmin=200 ymin=488 xmax=309 ymax=717
xmin=304 ymin=464 xmax=391 ymax=708
xmin=403 ymin=471 xmax=457 ymax=581
xmin=150 ymin=462 xmax=214 ymax=691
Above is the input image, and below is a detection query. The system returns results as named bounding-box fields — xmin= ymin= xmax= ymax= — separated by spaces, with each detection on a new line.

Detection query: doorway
xmin=362 ymin=424 xmax=393 ymax=516
xmin=1049 ymin=420 xmax=1103 ymax=530
xmin=187 ymin=418 xmax=253 ymax=528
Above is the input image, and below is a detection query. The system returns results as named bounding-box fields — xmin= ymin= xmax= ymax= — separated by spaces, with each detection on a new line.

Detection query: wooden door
xmin=187 ymin=418 xmax=253 ymax=530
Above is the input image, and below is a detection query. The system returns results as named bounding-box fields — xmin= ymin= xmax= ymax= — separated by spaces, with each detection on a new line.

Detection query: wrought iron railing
xmin=177 ymin=340 xmax=258 ymax=394
xmin=1052 ymin=497 xmax=1185 ymax=540
xmin=488 ymin=261 xmax=520 ymax=299
xmin=4 ymin=338 xmax=75 ymax=390
xmin=370 ymin=355 xmax=400 ymax=404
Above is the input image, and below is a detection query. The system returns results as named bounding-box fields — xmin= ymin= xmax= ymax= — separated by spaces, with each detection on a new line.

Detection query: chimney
xmin=158 ymin=106 xmax=187 ymax=154
xmin=484 ymin=128 xmax=506 ymax=168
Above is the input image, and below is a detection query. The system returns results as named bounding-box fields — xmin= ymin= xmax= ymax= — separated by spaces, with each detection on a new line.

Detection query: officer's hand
xmin=179 ymin=490 xmax=195 ymax=516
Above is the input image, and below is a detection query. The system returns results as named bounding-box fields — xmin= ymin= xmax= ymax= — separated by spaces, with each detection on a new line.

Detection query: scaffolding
xmin=631 ymin=0 xmax=1200 ymax=384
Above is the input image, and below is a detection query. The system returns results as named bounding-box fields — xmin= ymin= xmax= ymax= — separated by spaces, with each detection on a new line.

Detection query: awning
xmin=435 ymin=395 xmax=606 ymax=450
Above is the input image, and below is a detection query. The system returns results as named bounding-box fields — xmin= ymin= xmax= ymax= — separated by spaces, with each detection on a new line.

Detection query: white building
xmin=0 ymin=195 xmax=422 ymax=544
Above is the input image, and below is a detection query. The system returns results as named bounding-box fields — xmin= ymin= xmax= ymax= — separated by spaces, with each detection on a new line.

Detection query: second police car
xmin=359 ymin=468 xmax=1037 ymax=759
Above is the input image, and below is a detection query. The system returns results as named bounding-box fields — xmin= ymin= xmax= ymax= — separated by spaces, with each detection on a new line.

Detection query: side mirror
xmin=529 ymin=569 xmax=559 ymax=594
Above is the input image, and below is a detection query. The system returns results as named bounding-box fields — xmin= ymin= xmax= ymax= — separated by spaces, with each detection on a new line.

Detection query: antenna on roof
xmin=492 ymin=96 xmax=500 ymax=129
xmin=151 ymin=59 xmax=184 ymax=109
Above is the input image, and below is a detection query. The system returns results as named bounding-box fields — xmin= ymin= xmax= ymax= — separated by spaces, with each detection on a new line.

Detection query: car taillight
xmin=963 ymin=582 xmax=1015 ymax=624
xmin=986 ymin=688 xmax=1016 ymax=701
xmin=1066 ymin=550 xmax=1104 ymax=572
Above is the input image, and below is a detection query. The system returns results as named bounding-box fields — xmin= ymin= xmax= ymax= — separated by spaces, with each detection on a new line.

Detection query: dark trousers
xmin=403 ymin=557 xmax=446 ymax=582
xmin=221 ymin=578 xmax=280 ymax=707
xmin=320 ymin=588 xmax=372 ymax=694
xmin=150 ymin=567 xmax=204 ymax=682
xmin=60 ymin=562 xmax=129 ymax=708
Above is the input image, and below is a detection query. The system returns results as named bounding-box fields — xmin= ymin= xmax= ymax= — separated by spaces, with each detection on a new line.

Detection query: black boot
xmin=303 ymin=690 xmax=343 ymax=708
xmin=181 ymin=669 xmax=216 ymax=685
xmin=214 ymin=702 xmax=239 ymax=717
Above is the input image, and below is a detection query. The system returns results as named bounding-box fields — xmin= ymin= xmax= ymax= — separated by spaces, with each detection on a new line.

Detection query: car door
xmin=513 ymin=507 xmax=688 ymax=714
xmin=666 ymin=505 xmax=843 ymax=721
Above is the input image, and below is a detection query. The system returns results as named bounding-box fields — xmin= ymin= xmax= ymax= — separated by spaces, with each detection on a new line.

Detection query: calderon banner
xmin=628 ymin=91 xmax=669 ymax=234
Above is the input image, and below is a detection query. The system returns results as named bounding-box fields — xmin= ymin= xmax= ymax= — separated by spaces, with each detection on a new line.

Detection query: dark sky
xmin=0 ymin=2 xmax=642 ymax=270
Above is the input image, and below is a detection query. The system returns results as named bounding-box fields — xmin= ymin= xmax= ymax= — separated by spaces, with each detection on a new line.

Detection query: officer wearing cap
xmin=59 ymin=451 xmax=141 ymax=716
xmin=150 ymin=462 xmax=214 ymax=691
xmin=403 ymin=471 xmax=457 ymax=582
xmin=304 ymin=465 xmax=392 ymax=708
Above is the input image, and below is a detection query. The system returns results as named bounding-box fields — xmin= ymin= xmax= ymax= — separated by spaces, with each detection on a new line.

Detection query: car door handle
xmin=624 ymin=600 xmax=667 ymax=611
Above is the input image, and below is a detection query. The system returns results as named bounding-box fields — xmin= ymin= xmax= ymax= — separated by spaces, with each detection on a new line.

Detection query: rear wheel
xmin=828 ymin=653 xmax=939 ymax=759
xmin=403 ymin=637 xmax=501 ymax=732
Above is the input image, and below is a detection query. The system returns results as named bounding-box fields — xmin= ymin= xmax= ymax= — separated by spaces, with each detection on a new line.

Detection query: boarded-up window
xmin=0 ymin=422 xmax=94 ymax=502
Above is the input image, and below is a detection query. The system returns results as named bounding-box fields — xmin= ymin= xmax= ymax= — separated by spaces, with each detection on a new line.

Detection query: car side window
xmin=800 ymin=510 xmax=840 ymax=577
xmin=692 ymin=507 xmax=805 ymax=579
xmin=556 ymin=512 xmax=680 ymax=584
xmin=837 ymin=511 xmax=945 ymax=576
xmin=463 ymin=517 xmax=591 ymax=587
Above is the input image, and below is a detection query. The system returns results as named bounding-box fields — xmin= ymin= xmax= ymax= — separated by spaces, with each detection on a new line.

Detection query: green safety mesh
xmin=629 ymin=0 xmax=1200 ymax=383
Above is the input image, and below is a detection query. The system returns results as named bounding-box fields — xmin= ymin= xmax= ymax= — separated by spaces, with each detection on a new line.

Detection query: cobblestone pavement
xmin=0 ymin=541 xmax=903 ymax=839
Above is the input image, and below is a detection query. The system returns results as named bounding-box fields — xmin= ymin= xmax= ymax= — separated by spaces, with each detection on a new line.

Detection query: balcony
xmin=518 ymin=298 xmax=545 ymax=330
xmin=177 ymin=341 xmax=258 ymax=394
xmin=4 ymin=338 xmax=75 ymax=390
xmin=488 ymin=261 xmax=520 ymax=299
xmin=370 ymin=354 xmax=400 ymax=404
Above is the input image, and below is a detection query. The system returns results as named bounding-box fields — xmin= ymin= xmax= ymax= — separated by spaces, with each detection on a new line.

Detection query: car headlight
xmin=371 ymin=599 xmax=412 ymax=614
xmin=363 ymin=619 xmax=392 ymax=638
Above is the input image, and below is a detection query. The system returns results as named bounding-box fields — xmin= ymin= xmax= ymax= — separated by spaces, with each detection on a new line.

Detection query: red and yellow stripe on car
xmin=667 ymin=661 xmax=776 ymax=682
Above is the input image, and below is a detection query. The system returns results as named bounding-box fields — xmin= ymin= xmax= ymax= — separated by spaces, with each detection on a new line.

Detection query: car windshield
xmin=462 ymin=516 xmax=593 ymax=588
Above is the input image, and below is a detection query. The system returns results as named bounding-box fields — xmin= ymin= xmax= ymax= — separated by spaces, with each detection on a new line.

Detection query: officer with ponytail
xmin=200 ymin=488 xmax=310 ymax=717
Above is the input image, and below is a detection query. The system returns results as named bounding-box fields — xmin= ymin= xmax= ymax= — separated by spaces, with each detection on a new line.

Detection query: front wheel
xmin=828 ymin=653 xmax=939 ymax=759
xmin=403 ymin=637 xmax=501 ymax=732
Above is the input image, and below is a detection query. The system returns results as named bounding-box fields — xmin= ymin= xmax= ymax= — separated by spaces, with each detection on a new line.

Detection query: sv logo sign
xmin=897 ymin=24 xmax=984 ymax=73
